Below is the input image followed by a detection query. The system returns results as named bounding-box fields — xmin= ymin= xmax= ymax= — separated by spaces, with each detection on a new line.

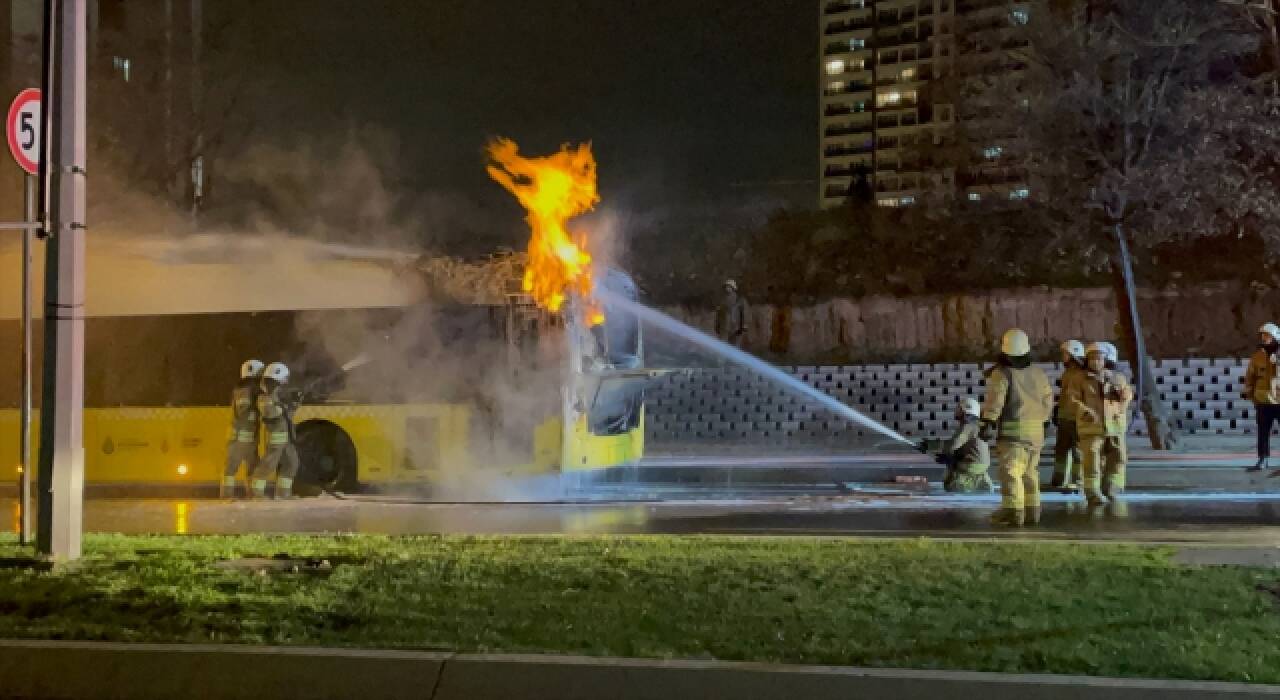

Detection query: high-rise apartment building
xmin=818 ymin=0 xmax=1029 ymax=209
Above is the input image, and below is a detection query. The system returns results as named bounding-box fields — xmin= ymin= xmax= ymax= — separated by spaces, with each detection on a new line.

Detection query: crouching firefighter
xmin=981 ymin=328 xmax=1053 ymax=527
xmin=251 ymin=362 xmax=302 ymax=499
xmin=917 ymin=398 xmax=994 ymax=493
xmin=222 ymin=359 xmax=264 ymax=499
xmin=1068 ymin=342 xmax=1134 ymax=506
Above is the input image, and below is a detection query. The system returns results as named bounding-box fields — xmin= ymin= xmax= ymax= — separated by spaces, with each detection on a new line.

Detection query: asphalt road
xmin=6 ymin=490 xmax=1280 ymax=544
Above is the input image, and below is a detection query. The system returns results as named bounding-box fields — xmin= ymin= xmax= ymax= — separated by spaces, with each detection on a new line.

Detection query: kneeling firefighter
xmin=918 ymin=397 xmax=994 ymax=493
xmin=981 ymin=329 xmax=1053 ymax=526
xmin=222 ymin=359 xmax=264 ymax=499
xmin=251 ymin=362 xmax=301 ymax=499
xmin=1068 ymin=342 xmax=1134 ymax=505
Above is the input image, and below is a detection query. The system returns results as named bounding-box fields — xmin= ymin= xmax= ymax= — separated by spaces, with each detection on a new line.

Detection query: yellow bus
xmin=0 ymin=271 xmax=652 ymax=497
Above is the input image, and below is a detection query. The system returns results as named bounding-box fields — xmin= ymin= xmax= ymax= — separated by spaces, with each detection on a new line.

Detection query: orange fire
xmin=486 ymin=138 xmax=604 ymax=324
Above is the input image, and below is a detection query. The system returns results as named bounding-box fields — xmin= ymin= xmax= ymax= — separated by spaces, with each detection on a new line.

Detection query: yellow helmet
xmin=1000 ymin=328 xmax=1030 ymax=356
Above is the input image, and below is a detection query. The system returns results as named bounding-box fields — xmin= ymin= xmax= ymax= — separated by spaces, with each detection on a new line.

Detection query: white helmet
xmin=1000 ymin=328 xmax=1030 ymax=357
xmin=1086 ymin=342 xmax=1118 ymax=364
xmin=1261 ymin=323 xmax=1280 ymax=342
xmin=956 ymin=397 xmax=980 ymax=418
xmin=1060 ymin=339 xmax=1085 ymax=362
xmin=263 ymin=362 xmax=290 ymax=384
xmin=724 ymin=279 xmax=738 ymax=292
xmin=240 ymin=359 xmax=265 ymax=379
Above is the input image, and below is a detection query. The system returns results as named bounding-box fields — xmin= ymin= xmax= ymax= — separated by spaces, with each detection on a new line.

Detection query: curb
xmin=0 ymin=640 xmax=1276 ymax=700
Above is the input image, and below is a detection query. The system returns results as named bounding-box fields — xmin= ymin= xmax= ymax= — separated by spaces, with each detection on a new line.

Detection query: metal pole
xmin=19 ymin=175 xmax=34 ymax=545
xmin=37 ymin=0 xmax=58 ymax=236
xmin=36 ymin=0 xmax=86 ymax=560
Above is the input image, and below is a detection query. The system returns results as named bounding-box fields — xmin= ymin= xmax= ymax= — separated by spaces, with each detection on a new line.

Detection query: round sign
xmin=6 ymin=88 xmax=41 ymax=175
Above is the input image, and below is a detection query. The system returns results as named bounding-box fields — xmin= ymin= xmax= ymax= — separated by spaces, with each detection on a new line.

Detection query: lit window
xmin=900 ymin=195 xmax=916 ymax=205
xmin=878 ymin=197 xmax=899 ymax=207
xmin=850 ymin=38 xmax=865 ymax=50
xmin=1010 ymin=187 xmax=1031 ymax=200
xmin=968 ymin=192 xmax=981 ymax=202
xmin=900 ymin=67 xmax=916 ymax=81
xmin=112 ymin=55 xmax=131 ymax=82
xmin=1011 ymin=8 xmax=1030 ymax=24
xmin=826 ymin=59 xmax=846 ymax=76
xmin=828 ymin=81 xmax=845 ymax=93
xmin=983 ymin=146 xmax=1003 ymax=159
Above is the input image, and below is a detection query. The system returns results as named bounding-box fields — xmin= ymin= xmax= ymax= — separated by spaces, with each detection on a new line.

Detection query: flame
xmin=486 ymin=138 xmax=603 ymax=322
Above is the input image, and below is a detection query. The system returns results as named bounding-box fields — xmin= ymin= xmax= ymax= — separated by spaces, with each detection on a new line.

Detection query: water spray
xmin=340 ymin=353 xmax=372 ymax=373
xmin=596 ymin=289 xmax=915 ymax=447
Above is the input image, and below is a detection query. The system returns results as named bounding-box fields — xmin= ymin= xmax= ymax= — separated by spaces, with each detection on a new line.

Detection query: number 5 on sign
xmin=6 ymin=88 xmax=41 ymax=175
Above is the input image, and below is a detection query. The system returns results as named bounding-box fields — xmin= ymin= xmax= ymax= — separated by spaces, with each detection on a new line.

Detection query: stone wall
xmin=664 ymin=282 xmax=1276 ymax=363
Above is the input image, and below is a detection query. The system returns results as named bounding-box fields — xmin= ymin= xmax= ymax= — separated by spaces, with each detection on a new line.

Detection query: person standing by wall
xmin=1245 ymin=323 xmax=1280 ymax=472
xmin=714 ymin=279 xmax=748 ymax=348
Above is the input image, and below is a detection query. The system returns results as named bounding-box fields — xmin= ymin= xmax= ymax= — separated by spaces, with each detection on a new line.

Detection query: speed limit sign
xmin=6 ymin=88 xmax=41 ymax=175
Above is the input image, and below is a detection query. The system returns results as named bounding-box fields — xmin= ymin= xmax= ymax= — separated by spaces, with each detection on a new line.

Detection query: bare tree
xmin=962 ymin=0 xmax=1280 ymax=448
xmin=1222 ymin=0 xmax=1280 ymax=91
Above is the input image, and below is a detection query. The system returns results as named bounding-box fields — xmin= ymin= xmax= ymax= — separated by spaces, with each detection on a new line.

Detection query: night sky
xmin=213 ymin=0 xmax=817 ymax=220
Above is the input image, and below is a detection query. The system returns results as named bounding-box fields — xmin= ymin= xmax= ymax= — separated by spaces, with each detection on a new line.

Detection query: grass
xmin=0 ymin=534 xmax=1276 ymax=682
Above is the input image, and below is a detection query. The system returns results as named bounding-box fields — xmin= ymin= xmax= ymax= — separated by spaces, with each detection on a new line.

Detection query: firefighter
xmin=918 ymin=397 xmax=993 ymax=493
xmin=251 ymin=362 xmax=301 ymax=500
xmin=1244 ymin=323 xmax=1280 ymax=472
xmin=1069 ymin=341 xmax=1135 ymax=505
xmin=981 ymin=328 xmax=1053 ymax=526
xmin=714 ymin=279 xmax=748 ymax=348
xmin=1048 ymin=339 xmax=1087 ymax=491
xmin=222 ymin=359 xmax=264 ymax=499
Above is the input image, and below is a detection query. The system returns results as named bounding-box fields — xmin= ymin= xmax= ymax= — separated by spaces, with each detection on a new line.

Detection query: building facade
xmin=818 ymin=0 xmax=1029 ymax=209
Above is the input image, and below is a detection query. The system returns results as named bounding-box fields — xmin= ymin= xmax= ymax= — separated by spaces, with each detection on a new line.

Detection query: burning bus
xmin=0 ymin=139 xmax=642 ymax=497
xmin=0 ymin=255 xmax=652 ymax=497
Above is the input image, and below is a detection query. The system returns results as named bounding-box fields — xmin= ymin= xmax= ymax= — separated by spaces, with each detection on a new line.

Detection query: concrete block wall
xmin=645 ymin=358 xmax=1252 ymax=448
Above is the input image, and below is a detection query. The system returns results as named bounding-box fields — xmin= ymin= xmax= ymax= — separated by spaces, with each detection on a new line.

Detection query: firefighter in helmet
xmin=918 ymin=397 xmax=993 ymax=493
xmin=1069 ymin=341 xmax=1134 ymax=505
xmin=251 ymin=362 xmax=301 ymax=499
xmin=222 ymin=359 xmax=264 ymax=499
xmin=981 ymin=328 xmax=1053 ymax=526
xmin=1048 ymin=339 xmax=1087 ymax=492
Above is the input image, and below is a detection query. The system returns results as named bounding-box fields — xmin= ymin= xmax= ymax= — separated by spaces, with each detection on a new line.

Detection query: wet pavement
xmin=6 ymin=490 xmax=1280 ymax=544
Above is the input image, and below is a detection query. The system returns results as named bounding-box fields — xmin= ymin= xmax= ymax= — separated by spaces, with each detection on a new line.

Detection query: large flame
xmin=486 ymin=138 xmax=603 ymax=323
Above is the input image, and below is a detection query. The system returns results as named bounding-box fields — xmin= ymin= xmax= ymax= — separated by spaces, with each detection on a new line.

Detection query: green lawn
xmin=0 ymin=534 xmax=1276 ymax=682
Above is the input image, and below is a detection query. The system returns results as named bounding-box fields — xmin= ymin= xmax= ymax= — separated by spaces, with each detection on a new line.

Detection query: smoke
xmin=293 ymin=302 xmax=571 ymax=502
xmin=0 ymin=132 xmax=431 ymax=318
xmin=0 ymin=126 xmax=586 ymax=502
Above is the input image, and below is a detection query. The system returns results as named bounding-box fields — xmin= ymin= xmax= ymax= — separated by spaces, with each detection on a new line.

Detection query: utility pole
xmin=190 ymin=0 xmax=203 ymax=229
xmin=36 ymin=0 xmax=87 ymax=560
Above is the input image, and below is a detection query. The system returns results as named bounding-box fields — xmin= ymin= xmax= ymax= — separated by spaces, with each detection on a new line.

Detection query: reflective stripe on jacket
xmin=257 ymin=387 xmax=294 ymax=445
xmin=229 ymin=382 xmax=260 ymax=444
xmin=942 ymin=419 xmax=989 ymax=470
xmin=1069 ymin=369 xmax=1134 ymax=437
xmin=982 ymin=364 xmax=1053 ymax=443
xmin=1056 ymin=363 xmax=1088 ymax=426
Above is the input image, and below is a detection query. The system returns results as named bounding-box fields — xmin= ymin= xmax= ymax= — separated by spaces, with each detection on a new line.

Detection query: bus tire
xmin=294 ymin=420 xmax=359 ymax=496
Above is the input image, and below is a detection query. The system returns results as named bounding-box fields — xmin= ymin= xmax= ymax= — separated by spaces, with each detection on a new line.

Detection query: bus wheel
xmin=295 ymin=420 xmax=359 ymax=496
